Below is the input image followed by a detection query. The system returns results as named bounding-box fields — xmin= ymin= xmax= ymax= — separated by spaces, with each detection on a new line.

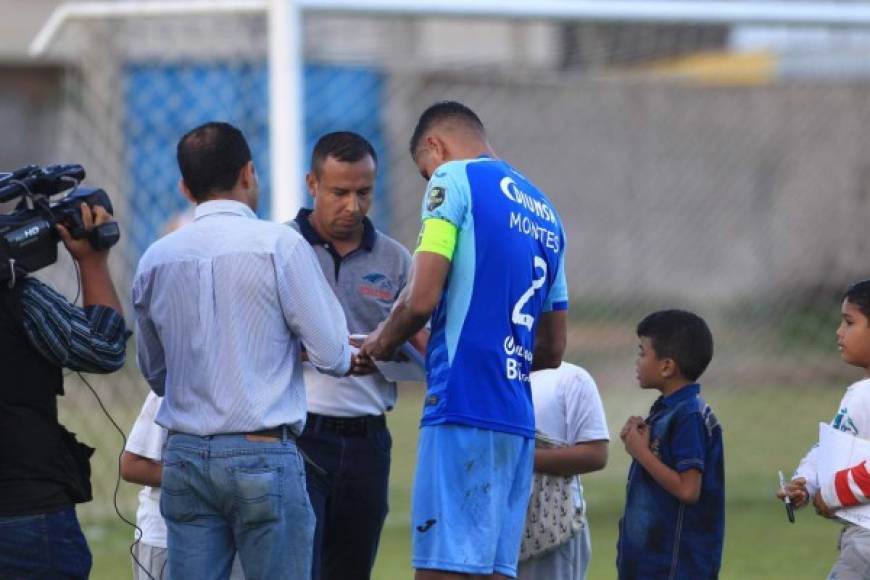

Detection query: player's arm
xmin=534 ymin=440 xmax=608 ymax=477
xmin=362 ymin=237 xmax=451 ymax=359
xmin=120 ymin=451 xmax=162 ymax=487
xmin=533 ymin=310 xmax=567 ymax=370
xmin=533 ymin=251 xmax=568 ymax=370
xmin=622 ymin=413 xmax=704 ymax=505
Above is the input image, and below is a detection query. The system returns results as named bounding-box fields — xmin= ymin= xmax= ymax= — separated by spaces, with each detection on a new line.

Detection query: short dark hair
xmin=637 ymin=309 xmax=714 ymax=382
xmin=177 ymin=122 xmax=252 ymax=201
xmin=844 ymin=280 xmax=870 ymax=321
xmin=409 ymin=101 xmax=486 ymax=158
xmin=310 ymin=131 xmax=377 ymax=176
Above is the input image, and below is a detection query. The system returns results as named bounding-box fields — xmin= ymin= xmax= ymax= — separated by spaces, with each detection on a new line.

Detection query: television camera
xmin=0 ymin=164 xmax=120 ymax=286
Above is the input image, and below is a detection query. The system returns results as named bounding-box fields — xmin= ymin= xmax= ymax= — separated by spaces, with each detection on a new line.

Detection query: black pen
xmin=779 ymin=470 xmax=795 ymax=523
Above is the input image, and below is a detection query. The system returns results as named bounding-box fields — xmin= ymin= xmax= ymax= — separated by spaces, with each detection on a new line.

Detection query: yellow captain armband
xmin=415 ymin=218 xmax=458 ymax=261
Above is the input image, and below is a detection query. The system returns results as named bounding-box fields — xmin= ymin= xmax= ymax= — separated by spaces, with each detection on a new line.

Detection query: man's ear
xmin=239 ymin=160 xmax=256 ymax=190
xmin=179 ymin=178 xmax=197 ymax=204
xmin=306 ymin=171 xmax=318 ymax=199
xmin=426 ymin=134 xmax=448 ymax=162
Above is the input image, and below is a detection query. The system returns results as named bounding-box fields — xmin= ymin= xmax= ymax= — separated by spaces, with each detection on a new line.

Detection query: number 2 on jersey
xmin=512 ymin=256 xmax=547 ymax=331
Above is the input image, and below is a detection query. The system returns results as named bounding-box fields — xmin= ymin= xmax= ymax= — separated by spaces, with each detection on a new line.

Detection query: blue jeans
xmin=297 ymin=424 xmax=391 ymax=580
xmin=0 ymin=507 xmax=92 ymax=579
xmin=161 ymin=432 xmax=315 ymax=580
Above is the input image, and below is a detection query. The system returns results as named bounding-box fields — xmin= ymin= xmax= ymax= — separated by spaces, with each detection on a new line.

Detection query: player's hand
xmin=813 ymin=492 xmax=836 ymax=519
xmin=620 ymin=416 xmax=645 ymax=441
xmin=359 ymin=322 xmax=395 ymax=361
xmin=57 ymin=203 xmax=113 ymax=264
xmin=622 ymin=421 xmax=650 ymax=458
xmin=776 ymin=477 xmax=810 ymax=509
xmin=349 ymin=351 xmax=377 ymax=376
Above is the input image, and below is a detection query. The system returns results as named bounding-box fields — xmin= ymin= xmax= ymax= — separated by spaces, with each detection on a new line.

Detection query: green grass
xmin=84 ymin=382 xmax=849 ymax=580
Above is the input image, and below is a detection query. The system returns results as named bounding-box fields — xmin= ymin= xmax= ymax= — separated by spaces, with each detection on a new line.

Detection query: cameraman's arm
xmin=18 ymin=204 xmax=127 ymax=373
xmin=57 ymin=204 xmax=123 ymax=314
xmin=19 ymin=279 xmax=126 ymax=373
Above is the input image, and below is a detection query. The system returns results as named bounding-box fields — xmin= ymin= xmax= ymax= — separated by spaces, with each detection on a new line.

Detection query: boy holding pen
xmin=778 ymin=280 xmax=870 ymax=578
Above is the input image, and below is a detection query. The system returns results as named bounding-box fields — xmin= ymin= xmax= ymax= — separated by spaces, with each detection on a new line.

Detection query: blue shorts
xmin=411 ymin=424 xmax=534 ymax=576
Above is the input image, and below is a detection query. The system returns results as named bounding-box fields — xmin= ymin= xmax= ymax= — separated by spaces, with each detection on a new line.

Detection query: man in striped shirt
xmin=134 ymin=122 xmax=353 ymax=580
xmin=0 ymin=203 xmax=127 ymax=580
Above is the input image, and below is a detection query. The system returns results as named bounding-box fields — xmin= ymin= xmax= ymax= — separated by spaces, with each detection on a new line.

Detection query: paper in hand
xmin=350 ymin=334 xmax=426 ymax=382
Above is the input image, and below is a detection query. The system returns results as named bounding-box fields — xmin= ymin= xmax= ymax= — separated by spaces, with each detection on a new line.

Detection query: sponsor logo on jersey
xmin=427 ymin=186 xmax=446 ymax=211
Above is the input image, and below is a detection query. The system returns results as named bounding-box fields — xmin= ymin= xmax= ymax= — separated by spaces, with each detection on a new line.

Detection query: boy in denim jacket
xmin=617 ymin=310 xmax=724 ymax=580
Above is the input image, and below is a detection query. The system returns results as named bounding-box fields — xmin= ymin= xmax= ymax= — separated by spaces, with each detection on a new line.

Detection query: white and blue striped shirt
xmin=133 ymin=200 xmax=352 ymax=436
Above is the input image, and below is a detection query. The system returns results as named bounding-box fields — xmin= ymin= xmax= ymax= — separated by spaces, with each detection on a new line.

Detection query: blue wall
xmin=123 ymin=62 xmax=387 ymax=258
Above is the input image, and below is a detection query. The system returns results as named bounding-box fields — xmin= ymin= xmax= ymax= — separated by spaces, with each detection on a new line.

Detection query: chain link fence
xmin=30 ymin=8 xmax=870 ymax=538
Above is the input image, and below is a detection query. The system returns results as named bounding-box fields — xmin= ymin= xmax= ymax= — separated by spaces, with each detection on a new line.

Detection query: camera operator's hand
xmin=57 ymin=203 xmax=123 ymax=315
xmin=56 ymin=203 xmax=112 ymax=265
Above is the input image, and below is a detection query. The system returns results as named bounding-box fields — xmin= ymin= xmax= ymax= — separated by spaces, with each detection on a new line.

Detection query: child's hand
xmin=622 ymin=421 xmax=651 ymax=458
xmin=620 ymin=416 xmax=645 ymax=441
xmin=776 ymin=477 xmax=810 ymax=509
xmin=813 ymin=492 xmax=837 ymax=519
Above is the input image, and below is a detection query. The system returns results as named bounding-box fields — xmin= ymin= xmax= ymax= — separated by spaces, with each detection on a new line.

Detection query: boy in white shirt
xmin=121 ymin=392 xmax=244 ymax=580
xmin=779 ymin=279 xmax=870 ymax=579
xmin=518 ymin=362 xmax=610 ymax=580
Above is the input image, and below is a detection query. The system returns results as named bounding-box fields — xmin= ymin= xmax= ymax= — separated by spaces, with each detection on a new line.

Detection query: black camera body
xmin=0 ymin=164 xmax=120 ymax=285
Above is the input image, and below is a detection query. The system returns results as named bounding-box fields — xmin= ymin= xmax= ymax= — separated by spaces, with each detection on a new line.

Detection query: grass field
xmin=78 ymin=379 xmax=852 ymax=580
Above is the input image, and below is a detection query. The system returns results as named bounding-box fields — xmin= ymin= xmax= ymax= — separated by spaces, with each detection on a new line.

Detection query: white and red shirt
xmin=795 ymin=378 xmax=870 ymax=509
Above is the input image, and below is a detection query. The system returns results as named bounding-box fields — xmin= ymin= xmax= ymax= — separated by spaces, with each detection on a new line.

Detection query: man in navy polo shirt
xmin=618 ymin=309 xmax=724 ymax=580
xmin=289 ymin=131 xmax=425 ymax=580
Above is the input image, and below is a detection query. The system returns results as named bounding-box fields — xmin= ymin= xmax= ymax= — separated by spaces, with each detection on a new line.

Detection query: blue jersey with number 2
xmin=419 ymin=157 xmax=568 ymax=438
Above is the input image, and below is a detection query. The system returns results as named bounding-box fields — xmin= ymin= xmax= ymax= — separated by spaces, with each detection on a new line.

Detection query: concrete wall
xmin=386 ymin=73 xmax=870 ymax=302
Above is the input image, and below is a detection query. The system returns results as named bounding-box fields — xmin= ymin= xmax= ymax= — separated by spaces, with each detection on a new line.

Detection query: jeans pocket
xmin=231 ymin=466 xmax=283 ymax=527
xmin=160 ymin=460 xmax=200 ymax=523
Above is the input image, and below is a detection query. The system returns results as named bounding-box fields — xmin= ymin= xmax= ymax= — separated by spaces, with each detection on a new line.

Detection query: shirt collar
xmin=657 ymin=383 xmax=701 ymax=409
xmin=194 ymin=199 xmax=257 ymax=221
xmin=294 ymin=208 xmax=376 ymax=252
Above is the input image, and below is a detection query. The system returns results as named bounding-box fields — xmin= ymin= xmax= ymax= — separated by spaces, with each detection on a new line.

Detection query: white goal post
xmin=29 ymin=0 xmax=870 ymax=223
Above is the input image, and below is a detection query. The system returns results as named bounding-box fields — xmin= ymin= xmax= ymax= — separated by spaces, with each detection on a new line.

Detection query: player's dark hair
xmin=311 ymin=131 xmax=378 ymax=176
xmin=637 ymin=309 xmax=714 ymax=382
xmin=409 ymin=101 xmax=486 ymax=158
xmin=177 ymin=121 xmax=252 ymax=202
xmin=844 ymin=280 xmax=870 ymax=322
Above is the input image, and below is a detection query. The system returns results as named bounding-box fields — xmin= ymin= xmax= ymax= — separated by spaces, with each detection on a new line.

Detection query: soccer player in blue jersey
xmin=360 ymin=101 xmax=569 ymax=579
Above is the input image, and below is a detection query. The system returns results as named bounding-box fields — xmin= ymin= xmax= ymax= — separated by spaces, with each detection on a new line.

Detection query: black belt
xmin=305 ymin=413 xmax=386 ymax=437
xmin=168 ymin=425 xmax=295 ymax=440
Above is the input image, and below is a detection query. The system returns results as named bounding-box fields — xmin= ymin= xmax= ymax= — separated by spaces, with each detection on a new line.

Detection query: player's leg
xmin=413 ymin=424 xmax=522 ymax=577
xmin=492 ymin=434 xmax=534 ymax=580
xmin=322 ymin=427 xmax=391 ymax=580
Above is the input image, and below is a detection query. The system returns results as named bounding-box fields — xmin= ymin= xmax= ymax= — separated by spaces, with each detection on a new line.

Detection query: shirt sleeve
xmin=794 ymin=444 xmax=820 ymax=498
xmin=132 ymin=269 xmax=167 ymax=396
xmin=542 ymin=251 xmax=569 ymax=312
xmin=669 ymin=409 xmax=707 ymax=473
xmin=564 ymin=368 xmax=610 ymax=444
xmin=277 ymin=235 xmax=352 ymax=377
xmin=125 ymin=392 xmax=167 ymax=461
xmin=19 ymin=277 xmax=127 ymax=374
xmin=821 ymin=461 xmax=870 ymax=510
xmin=420 ymin=163 xmax=470 ymax=228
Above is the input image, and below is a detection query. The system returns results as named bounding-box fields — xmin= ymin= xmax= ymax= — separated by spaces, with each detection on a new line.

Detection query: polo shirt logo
xmin=359 ymin=273 xmax=394 ymax=301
